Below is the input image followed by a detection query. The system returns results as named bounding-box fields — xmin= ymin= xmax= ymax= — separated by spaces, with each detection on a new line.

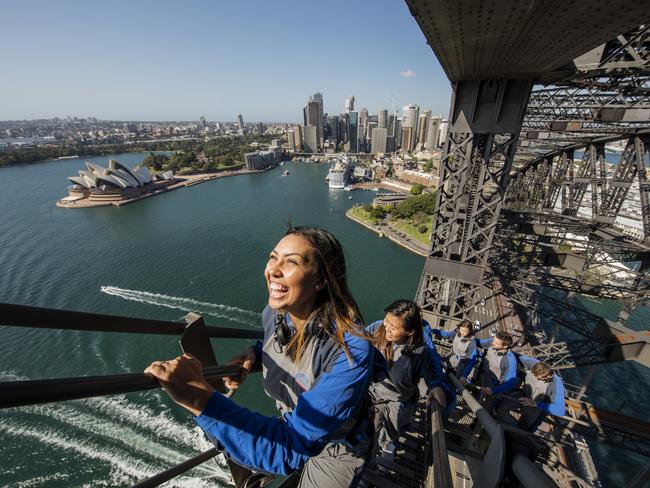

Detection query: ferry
xmin=282 ymin=169 xmax=290 ymax=176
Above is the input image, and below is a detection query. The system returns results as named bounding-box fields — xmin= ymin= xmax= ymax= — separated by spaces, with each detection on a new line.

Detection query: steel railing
xmin=0 ymin=302 xmax=264 ymax=487
xmin=448 ymin=372 xmax=558 ymax=488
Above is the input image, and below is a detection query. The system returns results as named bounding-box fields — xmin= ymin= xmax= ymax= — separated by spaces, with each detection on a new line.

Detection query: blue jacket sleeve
xmin=536 ymin=376 xmax=566 ymax=417
xmin=195 ymin=336 xmax=372 ymax=475
xmin=428 ymin=327 xmax=455 ymax=340
xmin=491 ymin=353 xmax=517 ymax=394
xmin=478 ymin=338 xmax=493 ymax=349
xmin=422 ymin=323 xmax=451 ymax=392
xmin=461 ymin=346 xmax=478 ymax=378
xmin=365 ymin=320 xmax=383 ymax=335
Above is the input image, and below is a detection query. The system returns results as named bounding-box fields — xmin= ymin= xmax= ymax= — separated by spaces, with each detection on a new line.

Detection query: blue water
xmin=0 ymin=154 xmax=424 ymax=487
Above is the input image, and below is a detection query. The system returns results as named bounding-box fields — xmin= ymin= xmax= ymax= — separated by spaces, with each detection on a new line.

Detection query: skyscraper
xmin=378 ymin=110 xmax=388 ymax=129
xmin=417 ymin=111 xmax=431 ymax=148
xmin=401 ymin=105 xmax=419 ymax=150
xmin=327 ymin=115 xmax=340 ymax=143
xmin=237 ymin=114 xmax=245 ymax=132
xmin=426 ymin=117 xmax=441 ymax=149
xmin=345 ymin=95 xmax=355 ymax=113
xmin=303 ymin=126 xmax=319 ymax=153
xmin=371 ymin=127 xmax=388 ymax=154
xmin=303 ymin=100 xmax=321 ymax=150
xmin=401 ymin=126 xmax=414 ymax=152
xmin=310 ymin=92 xmax=324 ymax=145
xmin=348 ymin=111 xmax=359 ymax=153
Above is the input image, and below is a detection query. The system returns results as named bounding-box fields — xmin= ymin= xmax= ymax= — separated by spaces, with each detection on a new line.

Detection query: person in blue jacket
xmin=145 ymin=226 xmax=373 ymax=488
xmin=429 ymin=319 xmax=478 ymax=383
xmin=475 ymin=331 xmax=518 ymax=414
xmin=366 ymin=299 xmax=448 ymax=461
xmin=498 ymin=356 xmax=565 ymax=432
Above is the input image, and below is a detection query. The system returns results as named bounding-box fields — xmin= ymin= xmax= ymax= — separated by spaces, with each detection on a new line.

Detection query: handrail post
xmin=425 ymin=396 xmax=453 ymax=488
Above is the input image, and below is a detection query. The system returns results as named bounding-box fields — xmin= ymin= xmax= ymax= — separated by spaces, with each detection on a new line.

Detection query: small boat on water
xmin=282 ymin=169 xmax=290 ymax=176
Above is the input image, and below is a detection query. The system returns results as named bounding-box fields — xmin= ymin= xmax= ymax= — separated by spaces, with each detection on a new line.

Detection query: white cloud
xmin=400 ymin=69 xmax=417 ymax=78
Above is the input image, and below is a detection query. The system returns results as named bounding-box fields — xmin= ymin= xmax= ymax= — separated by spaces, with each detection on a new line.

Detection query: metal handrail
xmin=0 ymin=302 xmax=264 ymax=339
xmin=0 ymin=364 xmax=241 ymax=408
xmin=132 ymin=448 xmax=219 ymax=488
xmin=0 ymin=303 xmax=258 ymax=486
xmin=424 ymin=396 xmax=453 ymax=488
xmin=447 ymin=373 xmax=558 ymax=488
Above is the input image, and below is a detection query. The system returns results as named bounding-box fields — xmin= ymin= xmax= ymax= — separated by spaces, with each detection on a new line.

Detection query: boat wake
xmin=100 ymin=286 xmax=261 ymax=327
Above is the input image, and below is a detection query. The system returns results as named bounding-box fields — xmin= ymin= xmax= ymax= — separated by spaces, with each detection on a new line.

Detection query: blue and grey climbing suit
xmin=365 ymin=321 xmax=449 ymax=456
xmin=430 ymin=328 xmax=478 ymax=379
xmin=500 ymin=355 xmax=566 ymax=431
xmin=195 ymin=306 xmax=374 ymax=488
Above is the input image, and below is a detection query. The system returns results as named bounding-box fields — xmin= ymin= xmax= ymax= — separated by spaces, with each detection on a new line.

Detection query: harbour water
xmin=0 ymin=153 xmax=647 ymax=486
xmin=0 ymin=154 xmax=424 ymax=487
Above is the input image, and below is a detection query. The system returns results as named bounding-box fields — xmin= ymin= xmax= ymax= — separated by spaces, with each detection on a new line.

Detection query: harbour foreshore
xmin=345 ymin=208 xmax=428 ymax=257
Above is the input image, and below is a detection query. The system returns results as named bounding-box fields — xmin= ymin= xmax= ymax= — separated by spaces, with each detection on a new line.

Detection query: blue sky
xmin=1 ymin=1 xmax=451 ymax=122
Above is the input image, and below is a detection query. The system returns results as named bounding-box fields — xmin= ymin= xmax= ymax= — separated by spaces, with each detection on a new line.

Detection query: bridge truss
xmin=406 ymin=6 xmax=650 ymax=485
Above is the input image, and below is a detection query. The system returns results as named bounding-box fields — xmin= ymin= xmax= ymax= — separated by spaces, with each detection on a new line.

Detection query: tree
xmin=410 ymin=183 xmax=424 ymax=195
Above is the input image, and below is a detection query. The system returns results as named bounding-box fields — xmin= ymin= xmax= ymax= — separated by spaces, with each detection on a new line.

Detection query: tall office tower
xmin=394 ymin=118 xmax=402 ymax=147
xmin=303 ymin=126 xmax=319 ymax=153
xmin=401 ymin=104 xmax=419 ymax=150
xmin=401 ymin=126 xmax=414 ymax=152
xmin=327 ymin=115 xmax=340 ymax=143
xmin=287 ymin=129 xmax=296 ymax=151
xmin=426 ymin=117 xmax=441 ymax=149
xmin=345 ymin=95 xmax=355 ymax=113
xmin=348 ymin=111 xmax=359 ymax=153
xmin=309 ymin=92 xmax=324 ymax=144
xmin=303 ymin=100 xmax=321 ymax=149
xmin=371 ymin=127 xmax=388 ymax=154
xmin=237 ymin=114 xmax=245 ymax=132
xmin=339 ymin=114 xmax=348 ymax=143
xmin=378 ymin=110 xmax=388 ymax=129
xmin=417 ymin=110 xmax=431 ymax=147
xmin=439 ymin=119 xmax=449 ymax=146
xmin=359 ymin=108 xmax=369 ymax=128
xmin=366 ymin=121 xmax=378 ymax=149
xmin=387 ymin=115 xmax=396 ymax=137
xmin=200 ymin=115 xmax=207 ymax=127
xmin=293 ymin=125 xmax=303 ymax=151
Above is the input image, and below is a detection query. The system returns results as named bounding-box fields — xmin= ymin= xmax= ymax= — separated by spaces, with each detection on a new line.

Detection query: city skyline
xmin=1 ymin=0 xmax=451 ymax=121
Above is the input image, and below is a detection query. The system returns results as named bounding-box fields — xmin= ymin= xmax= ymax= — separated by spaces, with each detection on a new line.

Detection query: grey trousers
xmin=225 ymin=439 xmax=370 ymax=488
xmin=298 ymin=439 xmax=371 ymax=488
xmin=372 ymin=400 xmax=415 ymax=452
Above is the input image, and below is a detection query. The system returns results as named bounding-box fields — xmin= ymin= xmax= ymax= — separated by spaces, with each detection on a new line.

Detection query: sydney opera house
xmin=63 ymin=159 xmax=176 ymax=205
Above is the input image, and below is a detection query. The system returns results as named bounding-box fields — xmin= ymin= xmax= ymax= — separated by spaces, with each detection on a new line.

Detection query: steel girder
xmin=507 ymin=136 xmax=650 ymax=239
xmin=417 ymin=79 xmax=531 ymax=320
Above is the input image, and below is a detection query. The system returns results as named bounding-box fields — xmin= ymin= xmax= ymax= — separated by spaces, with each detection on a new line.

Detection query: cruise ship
xmin=328 ymin=156 xmax=352 ymax=189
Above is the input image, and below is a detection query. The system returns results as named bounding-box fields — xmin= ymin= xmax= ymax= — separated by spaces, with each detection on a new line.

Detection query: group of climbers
xmin=144 ymin=226 xmax=566 ymax=487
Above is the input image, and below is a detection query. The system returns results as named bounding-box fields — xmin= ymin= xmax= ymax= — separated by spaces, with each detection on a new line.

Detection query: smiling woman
xmin=145 ymin=225 xmax=374 ymax=487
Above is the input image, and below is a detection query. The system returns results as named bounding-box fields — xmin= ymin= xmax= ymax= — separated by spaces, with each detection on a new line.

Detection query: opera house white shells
xmin=62 ymin=159 xmax=176 ymax=206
